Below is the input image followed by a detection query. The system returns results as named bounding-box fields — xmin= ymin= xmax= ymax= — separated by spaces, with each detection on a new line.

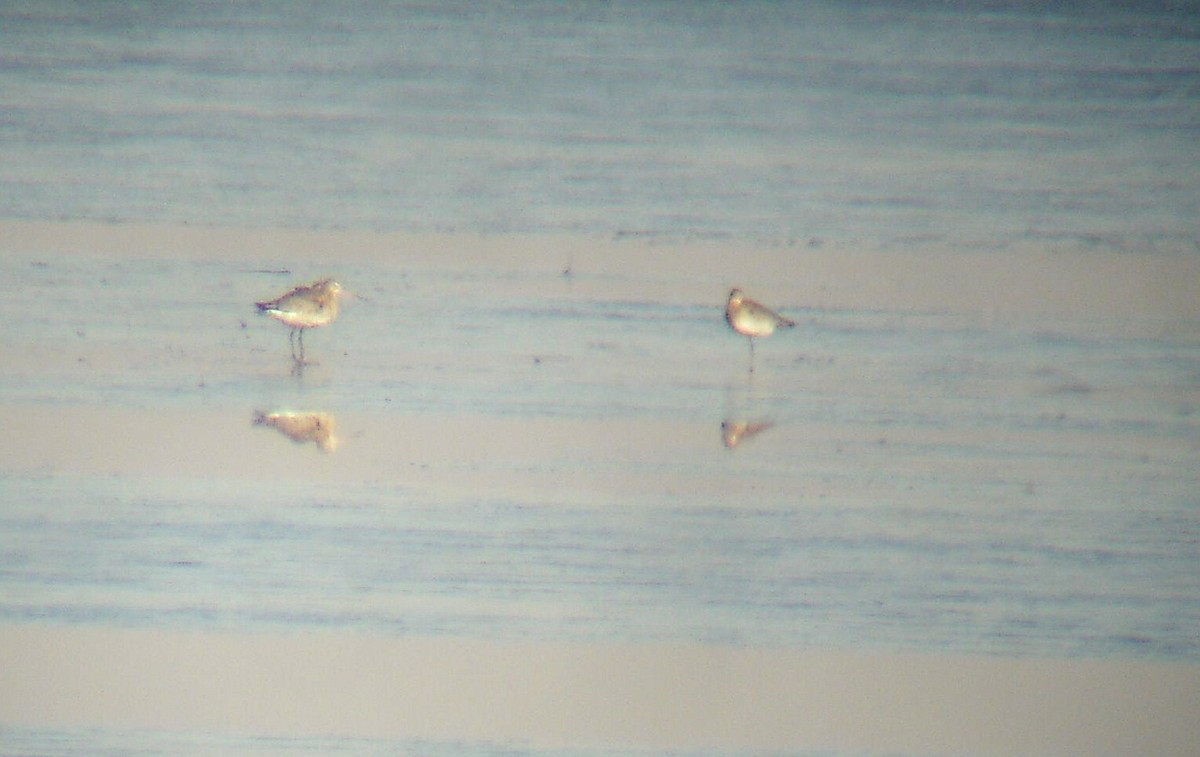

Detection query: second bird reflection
xmin=253 ymin=410 xmax=339 ymax=453
xmin=721 ymin=419 xmax=775 ymax=449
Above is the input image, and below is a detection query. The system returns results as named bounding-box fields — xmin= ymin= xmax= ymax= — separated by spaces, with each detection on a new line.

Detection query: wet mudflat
xmin=1 ymin=223 xmax=1197 ymax=754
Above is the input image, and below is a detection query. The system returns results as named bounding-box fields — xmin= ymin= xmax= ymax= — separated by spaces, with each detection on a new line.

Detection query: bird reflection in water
xmin=721 ymin=419 xmax=775 ymax=449
xmin=253 ymin=410 xmax=339 ymax=453
xmin=715 ymin=419 xmax=772 ymax=451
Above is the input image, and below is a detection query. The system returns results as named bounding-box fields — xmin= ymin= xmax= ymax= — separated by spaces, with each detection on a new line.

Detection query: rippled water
xmin=2 ymin=2 xmax=1199 ymax=753
xmin=1 ymin=0 xmax=1197 ymax=247
xmin=1 ymin=252 xmax=1197 ymax=661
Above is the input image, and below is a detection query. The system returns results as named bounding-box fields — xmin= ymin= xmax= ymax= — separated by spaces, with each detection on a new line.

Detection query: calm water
xmin=1 ymin=249 xmax=1198 ymax=754
xmin=1 ymin=0 xmax=1198 ymax=247
xmin=1 ymin=253 xmax=1197 ymax=658
xmin=2 ymin=2 xmax=1199 ymax=754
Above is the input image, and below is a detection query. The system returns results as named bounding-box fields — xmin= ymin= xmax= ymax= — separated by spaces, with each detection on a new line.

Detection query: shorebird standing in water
xmin=725 ymin=287 xmax=795 ymax=372
xmin=255 ymin=278 xmax=344 ymax=364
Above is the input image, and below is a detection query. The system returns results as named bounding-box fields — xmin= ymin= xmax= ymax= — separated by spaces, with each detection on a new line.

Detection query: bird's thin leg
xmin=298 ymin=329 xmax=306 ymax=362
xmin=748 ymin=337 xmax=756 ymax=374
xmin=288 ymin=329 xmax=297 ymax=360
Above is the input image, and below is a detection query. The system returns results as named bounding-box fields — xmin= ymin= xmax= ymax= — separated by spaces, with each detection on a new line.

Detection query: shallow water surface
xmin=1 ymin=1 xmax=1197 ymax=248
xmin=2 ymin=1 xmax=1199 ymax=750
xmin=1 ymin=246 xmax=1197 ymax=663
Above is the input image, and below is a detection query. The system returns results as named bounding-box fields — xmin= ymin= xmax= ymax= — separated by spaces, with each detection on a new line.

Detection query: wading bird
xmin=255 ymin=278 xmax=344 ymax=363
xmin=725 ymin=287 xmax=795 ymax=372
